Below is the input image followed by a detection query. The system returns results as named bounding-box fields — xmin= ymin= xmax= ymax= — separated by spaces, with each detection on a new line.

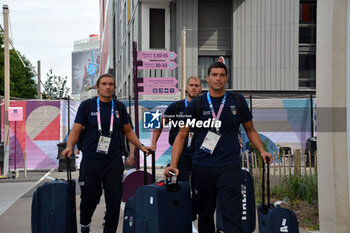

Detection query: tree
xmin=0 ymin=32 xmax=38 ymax=99
xmin=42 ymin=69 xmax=70 ymax=99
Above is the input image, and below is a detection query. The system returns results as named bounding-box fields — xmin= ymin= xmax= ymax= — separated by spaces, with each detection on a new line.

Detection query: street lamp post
xmin=3 ymin=5 xmax=10 ymax=178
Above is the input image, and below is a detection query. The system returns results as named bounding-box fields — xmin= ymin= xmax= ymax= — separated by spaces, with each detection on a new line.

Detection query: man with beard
xmin=151 ymin=76 xmax=202 ymax=231
xmin=151 ymin=76 xmax=202 ymax=182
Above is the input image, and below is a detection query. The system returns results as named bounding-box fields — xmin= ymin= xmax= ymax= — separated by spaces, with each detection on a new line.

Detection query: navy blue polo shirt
xmin=75 ymin=97 xmax=130 ymax=158
xmin=184 ymin=92 xmax=252 ymax=167
xmin=164 ymin=99 xmax=193 ymax=157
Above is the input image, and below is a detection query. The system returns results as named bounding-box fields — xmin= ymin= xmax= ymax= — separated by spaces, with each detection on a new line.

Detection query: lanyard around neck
xmin=184 ymin=98 xmax=188 ymax=108
xmin=96 ymin=97 xmax=114 ymax=136
xmin=206 ymin=92 xmax=227 ymax=121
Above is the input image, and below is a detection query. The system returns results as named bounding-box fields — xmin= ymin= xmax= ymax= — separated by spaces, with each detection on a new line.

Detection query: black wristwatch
xmin=137 ymin=143 xmax=145 ymax=149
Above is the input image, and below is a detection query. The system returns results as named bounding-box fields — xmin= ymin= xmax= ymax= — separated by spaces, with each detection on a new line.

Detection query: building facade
xmin=102 ymin=0 xmax=316 ymax=100
xmin=102 ymin=0 xmax=317 ymax=100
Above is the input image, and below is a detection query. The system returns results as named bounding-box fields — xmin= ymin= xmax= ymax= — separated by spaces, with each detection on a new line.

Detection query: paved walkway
xmin=0 ymin=168 xmax=313 ymax=233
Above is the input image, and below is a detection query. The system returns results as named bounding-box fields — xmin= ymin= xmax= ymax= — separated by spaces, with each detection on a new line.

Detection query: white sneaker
xmin=192 ymin=221 xmax=198 ymax=233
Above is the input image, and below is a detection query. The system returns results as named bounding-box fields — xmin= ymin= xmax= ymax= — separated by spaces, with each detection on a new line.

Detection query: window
xmin=150 ymin=9 xmax=165 ymax=49
xmin=124 ymin=81 xmax=127 ymax=100
xmin=198 ymin=56 xmax=231 ymax=89
xmin=299 ymin=1 xmax=317 ymax=89
xmin=198 ymin=1 xmax=232 ymax=89
xmin=123 ymin=46 xmax=126 ymax=74
xmin=198 ymin=0 xmax=232 ymax=53
xmin=299 ymin=26 xmax=316 ymax=44
xmin=299 ymin=54 xmax=316 ymax=88
xmin=128 ymin=75 xmax=131 ymax=99
xmin=128 ymin=33 xmax=131 ymax=67
xmin=123 ymin=2 xmax=126 ymax=36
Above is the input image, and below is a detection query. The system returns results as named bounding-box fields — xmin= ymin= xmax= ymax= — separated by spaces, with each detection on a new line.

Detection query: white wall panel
xmin=232 ymin=0 xmax=299 ymax=90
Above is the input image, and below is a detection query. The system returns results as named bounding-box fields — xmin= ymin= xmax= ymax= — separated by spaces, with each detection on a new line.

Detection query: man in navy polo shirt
xmin=164 ymin=62 xmax=272 ymax=233
xmin=152 ymin=76 xmax=202 ymax=231
xmin=62 ymin=73 xmax=150 ymax=233
xmin=151 ymin=76 xmax=202 ymax=182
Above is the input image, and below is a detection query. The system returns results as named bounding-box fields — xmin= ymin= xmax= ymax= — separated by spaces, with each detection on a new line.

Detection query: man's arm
xmin=151 ymin=116 xmax=169 ymax=151
xmin=125 ymin=141 xmax=136 ymax=167
xmin=243 ymin=120 xmax=272 ymax=163
xmin=163 ymin=126 xmax=190 ymax=178
xmin=61 ymin=123 xmax=83 ymax=158
xmin=123 ymin=123 xmax=150 ymax=154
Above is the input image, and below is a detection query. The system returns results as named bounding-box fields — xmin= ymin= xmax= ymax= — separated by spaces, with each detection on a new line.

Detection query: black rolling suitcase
xmin=122 ymin=150 xmax=156 ymax=233
xmin=123 ymin=197 xmax=135 ymax=233
xmin=122 ymin=150 xmax=192 ymax=233
xmin=31 ymin=158 xmax=77 ymax=233
xmin=134 ymin=177 xmax=192 ymax=233
xmin=216 ymin=167 xmax=256 ymax=233
xmin=257 ymin=158 xmax=299 ymax=233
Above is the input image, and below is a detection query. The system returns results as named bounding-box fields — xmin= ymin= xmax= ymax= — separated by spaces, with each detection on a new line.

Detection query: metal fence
xmin=241 ymin=149 xmax=317 ymax=187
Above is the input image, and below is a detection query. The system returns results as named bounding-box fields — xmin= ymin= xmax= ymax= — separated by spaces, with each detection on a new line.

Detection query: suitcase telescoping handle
xmin=66 ymin=155 xmax=72 ymax=181
xmin=143 ymin=149 xmax=155 ymax=185
xmin=261 ymin=157 xmax=271 ymax=210
xmin=165 ymin=173 xmax=181 ymax=192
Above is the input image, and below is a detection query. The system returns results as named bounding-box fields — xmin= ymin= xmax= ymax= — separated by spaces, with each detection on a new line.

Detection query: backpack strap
xmin=189 ymin=95 xmax=203 ymax=150
xmin=174 ymin=100 xmax=183 ymax=118
xmin=193 ymin=95 xmax=202 ymax=120
xmin=168 ymin=100 xmax=184 ymax=145
xmin=114 ymin=99 xmax=130 ymax=156
xmin=77 ymin=98 xmax=92 ymax=150
xmin=83 ymin=98 xmax=92 ymax=126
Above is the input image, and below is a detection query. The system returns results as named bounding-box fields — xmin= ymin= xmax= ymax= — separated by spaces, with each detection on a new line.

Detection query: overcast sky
xmin=0 ymin=0 xmax=99 ymax=92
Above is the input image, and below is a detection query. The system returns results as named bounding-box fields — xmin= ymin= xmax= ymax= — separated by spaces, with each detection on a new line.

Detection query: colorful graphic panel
xmin=8 ymin=101 xmax=61 ymax=170
xmin=1 ymin=97 xmax=316 ymax=169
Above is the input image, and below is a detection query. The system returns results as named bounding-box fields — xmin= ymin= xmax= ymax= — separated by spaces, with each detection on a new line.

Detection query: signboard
xmin=137 ymin=51 xmax=177 ymax=60
xmin=137 ymin=61 xmax=177 ymax=70
xmin=72 ymin=49 xmax=100 ymax=94
xmin=138 ymin=77 xmax=178 ymax=86
xmin=8 ymin=107 xmax=23 ymax=121
xmin=139 ymin=86 xmax=178 ymax=95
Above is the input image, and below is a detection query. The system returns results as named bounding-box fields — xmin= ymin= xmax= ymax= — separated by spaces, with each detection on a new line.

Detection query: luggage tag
xmin=96 ymin=135 xmax=111 ymax=154
xmin=200 ymin=129 xmax=221 ymax=154
xmin=187 ymin=132 xmax=194 ymax=147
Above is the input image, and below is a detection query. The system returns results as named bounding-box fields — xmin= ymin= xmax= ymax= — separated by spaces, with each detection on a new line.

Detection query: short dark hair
xmin=207 ymin=62 xmax=228 ymax=76
xmin=95 ymin=73 xmax=116 ymax=88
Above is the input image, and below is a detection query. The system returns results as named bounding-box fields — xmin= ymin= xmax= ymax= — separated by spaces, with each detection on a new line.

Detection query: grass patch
xmin=254 ymin=173 xmax=319 ymax=230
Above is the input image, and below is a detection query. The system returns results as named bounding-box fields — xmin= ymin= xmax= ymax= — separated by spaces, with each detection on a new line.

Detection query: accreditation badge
xmin=96 ymin=136 xmax=111 ymax=154
xmin=200 ymin=130 xmax=221 ymax=154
